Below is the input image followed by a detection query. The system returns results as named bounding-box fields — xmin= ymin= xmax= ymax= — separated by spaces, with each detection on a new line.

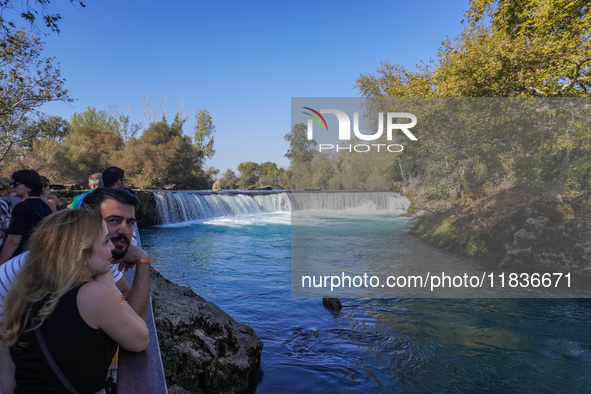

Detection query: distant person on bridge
xmin=102 ymin=166 xmax=127 ymax=189
xmin=70 ymin=173 xmax=104 ymax=209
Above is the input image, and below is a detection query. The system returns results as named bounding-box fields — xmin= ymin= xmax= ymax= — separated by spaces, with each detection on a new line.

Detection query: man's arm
xmin=115 ymin=276 xmax=131 ymax=296
xmin=113 ymin=244 xmax=151 ymax=320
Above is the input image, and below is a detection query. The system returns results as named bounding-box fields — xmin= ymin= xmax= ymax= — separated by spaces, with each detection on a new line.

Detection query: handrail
xmin=117 ymin=268 xmax=167 ymax=393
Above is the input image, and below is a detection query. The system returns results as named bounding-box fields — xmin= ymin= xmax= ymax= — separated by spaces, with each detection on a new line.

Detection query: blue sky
xmin=33 ymin=1 xmax=468 ymax=174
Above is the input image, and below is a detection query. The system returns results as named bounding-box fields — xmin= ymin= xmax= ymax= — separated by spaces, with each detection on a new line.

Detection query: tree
xmin=63 ymin=126 xmax=124 ymax=178
xmin=349 ymin=0 xmax=591 ymax=197
xmin=69 ymin=106 xmax=120 ymax=133
xmin=194 ymin=108 xmax=215 ymax=159
xmin=111 ymin=104 xmax=142 ymax=144
xmin=284 ymin=123 xmax=316 ymax=163
xmin=0 ymin=0 xmax=85 ymax=36
xmin=18 ymin=115 xmax=70 ymax=150
xmin=237 ymin=161 xmax=259 ymax=189
xmin=0 ymin=28 xmax=72 ymax=164
xmin=118 ymin=112 xmax=210 ymax=189
xmin=17 ymin=137 xmax=73 ymax=184
xmin=462 ymin=0 xmax=590 ymax=96
xmin=258 ymin=161 xmax=290 ymax=189
xmin=355 ymin=61 xmax=436 ymax=98
xmin=141 ymin=112 xmax=185 ymax=146
xmin=356 ymin=1 xmax=591 ymax=98
xmin=219 ymin=169 xmax=238 ymax=189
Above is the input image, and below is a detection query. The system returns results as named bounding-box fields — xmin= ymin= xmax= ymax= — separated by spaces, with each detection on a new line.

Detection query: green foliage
xmin=284 ymin=0 xmax=590 ymax=197
xmin=68 ymin=105 xmax=141 ymax=143
xmin=18 ymin=115 xmax=70 ymax=150
xmin=0 ymin=28 xmax=72 ymax=164
xmin=118 ymin=113 xmax=210 ymax=189
xmin=258 ymin=162 xmax=288 ymax=188
xmin=218 ymin=169 xmax=238 ymax=189
xmin=237 ymin=161 xmax=259 ymax=189
xmin=2 ymin=105 xmax=214 ymax=189
xmin=424 ymin=179 xmax=451 ymax=201
xmin=355 ymin=61 xmax=437 ymax=98
xmin=284 ymin=123 xmax=316 ymax=163
xmin=442 ymin=0 xmax=590 ymax=97
xmin=69 ymin=107 xmax=117 ymax=133
xmin=139 ymin=112 xmax=185 ymax=145
xmin=236 ymin=161 xmax=289 ymax=189
xmin=64 ymin=126 xmax=123 ymax=176
xmin=31 ymin=115 xmax=70 ymax=140
xmin=194 ymin=108 xmax=215 ymax=159
xmin=0 ymin=0 xmax=85 ymax=36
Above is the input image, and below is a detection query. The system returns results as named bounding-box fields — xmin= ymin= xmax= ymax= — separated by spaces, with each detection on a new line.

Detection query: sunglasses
xmin=10 ymin=181 xmax=23 ymax=187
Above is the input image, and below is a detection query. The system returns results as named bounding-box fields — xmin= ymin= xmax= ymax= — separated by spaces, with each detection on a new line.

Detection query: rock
xmin=247 ymin=185 xmax=272 ymax=191
xmin=502 ymin=212 xmax=586 ymax=272
xmin=168 ymin=384 xmax=191 ymax=394
xmin=526 ymin=184 xmax=566 ymax=222
xmin=212 ymin=180 xmax=222 ymax=191
xmin=500 ymin=248 xmax=535 ymax=270
xmin=411 ymin=183 xmax=591 ymax=272
xmin=132 ymin=190 xmax=159 ymax=227
xmin=151 ymin=269 xmax=262 ymax=393
xmin=527 ymin=184 xmax=563 ymax=207
xmin=513 ymin=228 xmax=536 ymax=249
xmin=322 ymin=296 xmax=342 ymax=312
xmin=575 ymin=242 xmax=591 ymax=271
xmin=524 ymin=216 xmax=551 ymax=234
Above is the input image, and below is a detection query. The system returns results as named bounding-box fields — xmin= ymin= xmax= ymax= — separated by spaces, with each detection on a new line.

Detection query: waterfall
xmin=152 ymin=190 xmax=409 ymax=225
xmin=153 ymin=191 xmax=291 ymax=224
xmin=291 ymin=191 xmax=410 ymax=215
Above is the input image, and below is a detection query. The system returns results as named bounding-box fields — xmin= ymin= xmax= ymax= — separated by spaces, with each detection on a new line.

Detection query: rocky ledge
xmin=150 ymin=269 xmax=263 ymax=393
xmin=410 ymin=184 xmax=591 ymax=272
xmin=499 ymin=186 xmax=591 ymax=272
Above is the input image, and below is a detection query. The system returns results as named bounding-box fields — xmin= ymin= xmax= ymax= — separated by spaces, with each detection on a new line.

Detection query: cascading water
xmin=291 ymin=191 xmax=410 ymax=215
xmin=152 ymin=190 xmax=291 ymax=224
xmin=152 ymin=190 xmax=410 ymax=224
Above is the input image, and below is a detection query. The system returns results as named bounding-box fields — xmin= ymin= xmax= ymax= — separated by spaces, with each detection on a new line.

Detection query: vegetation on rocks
xmin=151 ymin=270 xmax=263 ymax=393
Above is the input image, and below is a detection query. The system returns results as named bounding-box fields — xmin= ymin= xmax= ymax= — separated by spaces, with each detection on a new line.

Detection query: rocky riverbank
xmin=150 ymin=269 xmax=263 ymax=393
xmin=409 ymin=184 xmax=591 ymax=272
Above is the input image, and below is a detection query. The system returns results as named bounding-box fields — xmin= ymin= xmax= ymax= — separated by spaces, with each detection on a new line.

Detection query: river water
xmin=140 ymin=191 xmax=591 ymax=392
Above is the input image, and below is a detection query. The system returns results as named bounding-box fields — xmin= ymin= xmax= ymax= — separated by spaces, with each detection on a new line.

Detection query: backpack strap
xmin=34 ymin=328 xmax=79 ymax=394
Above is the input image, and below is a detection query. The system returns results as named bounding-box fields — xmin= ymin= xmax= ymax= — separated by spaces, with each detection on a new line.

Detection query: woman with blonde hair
xmin=0 ymin=208 xmax=149 ymax=393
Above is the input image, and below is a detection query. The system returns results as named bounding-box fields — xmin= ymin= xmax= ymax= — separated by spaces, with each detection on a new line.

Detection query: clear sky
xmin=32 ymin=0 xmax=468 ymax=174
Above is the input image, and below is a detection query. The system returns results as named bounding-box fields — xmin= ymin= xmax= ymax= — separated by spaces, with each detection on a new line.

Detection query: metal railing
xmin=117 ymin=269 xmax=167 ymax=393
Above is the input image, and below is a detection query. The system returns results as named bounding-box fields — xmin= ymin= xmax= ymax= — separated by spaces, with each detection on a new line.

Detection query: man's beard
xmin=110 ymin=234 xmax=130 ymax=259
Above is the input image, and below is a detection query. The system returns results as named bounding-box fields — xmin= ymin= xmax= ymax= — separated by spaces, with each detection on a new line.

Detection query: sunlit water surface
xmin=140 ymin=212 xmax=591 ymax=393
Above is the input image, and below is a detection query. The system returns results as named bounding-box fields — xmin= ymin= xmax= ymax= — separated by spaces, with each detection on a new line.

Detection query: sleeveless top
xmin=10 ymin=284 xmax=118 ymax=394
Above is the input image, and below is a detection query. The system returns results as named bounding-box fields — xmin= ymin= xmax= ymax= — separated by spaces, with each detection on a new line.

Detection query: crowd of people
xmin=0 ymin=167 xmax=152 ymax=393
